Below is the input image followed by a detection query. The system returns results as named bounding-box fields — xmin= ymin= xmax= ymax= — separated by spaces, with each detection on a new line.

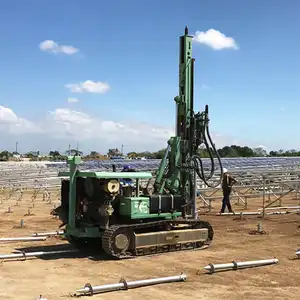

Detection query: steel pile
xmin=75 ymin=273 xmax=187 ymax=296
xmin=204 ymin=258 xmax=279 ymax=274
xmin=31 ymin=231 xmax=64 ymax=237
xmin=220 ymin=210 xmax=299 ymax=216
xmin=0 ymin=249 xmax=78 ymax=261
xmin=0 ymin=236 xmax=47 ymax=243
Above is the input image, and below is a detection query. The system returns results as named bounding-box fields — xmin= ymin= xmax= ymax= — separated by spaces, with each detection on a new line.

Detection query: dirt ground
xmin=1 ymin=191 xmax=300 ymax=300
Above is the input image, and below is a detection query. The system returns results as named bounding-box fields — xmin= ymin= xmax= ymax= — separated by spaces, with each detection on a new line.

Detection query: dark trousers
xmin=221 ymin=189 xmax=233 ymax=213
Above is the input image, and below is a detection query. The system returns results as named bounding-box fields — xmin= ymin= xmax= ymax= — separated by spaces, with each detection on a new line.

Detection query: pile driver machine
xmin=52 ymin=26 xmax=223 ymax=259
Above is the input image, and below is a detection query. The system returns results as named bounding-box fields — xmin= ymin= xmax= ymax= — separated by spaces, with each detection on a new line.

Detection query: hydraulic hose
xmin=201 ymin=105 xmax=216 ymax=180
xmin=191 ymin=105 xmax=224 ymax=188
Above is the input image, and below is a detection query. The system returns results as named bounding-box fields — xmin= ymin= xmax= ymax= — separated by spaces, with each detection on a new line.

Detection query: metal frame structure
xmin=1 ymin=158 xmax=300 ymax=219
xmin=197 ymin=167 xmax=300 ymax=217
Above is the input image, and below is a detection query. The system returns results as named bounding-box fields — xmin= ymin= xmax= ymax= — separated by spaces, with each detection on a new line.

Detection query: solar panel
xmin=45 ymin=157 xmax=300 ymax=172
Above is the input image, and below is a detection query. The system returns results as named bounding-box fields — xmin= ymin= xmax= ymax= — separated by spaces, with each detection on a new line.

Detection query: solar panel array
xmin=45 ymin=157 xmax=300 ymax=172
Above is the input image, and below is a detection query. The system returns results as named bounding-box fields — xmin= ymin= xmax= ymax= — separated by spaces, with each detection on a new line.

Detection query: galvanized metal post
xmin=262 ymin=175 xmax=266 ymax=218
xmin=192 ymin=169 xmax=198 ymax=219
xmin=297 ymin=181 xmax=300 ymax=214
xmin=204 ymin=258 xmax=278 ymax=274
xmin=76 ymin=273 xmax=187 ymax=295
xmin=31 ymin=231 xmax=64 ymax=237
xmin=0 ymin=236 xmax=47 ymax=242
xmin=0 ymin=249 xmax=78 ymax=260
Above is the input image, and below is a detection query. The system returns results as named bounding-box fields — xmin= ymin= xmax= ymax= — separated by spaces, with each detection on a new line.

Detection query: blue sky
xmin=1 ymin=0 xmax=300 ymax=154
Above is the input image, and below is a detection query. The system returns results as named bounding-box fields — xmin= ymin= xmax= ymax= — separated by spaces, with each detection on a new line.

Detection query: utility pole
xmin=121 ymin=144 xmax=124 ymax=155
xmin=15 ymin=142 xmax=18 ymax=154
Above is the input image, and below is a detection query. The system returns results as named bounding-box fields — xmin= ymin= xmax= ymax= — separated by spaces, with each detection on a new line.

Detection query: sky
xmin=1 ymin=0 xmax=300 ymax=155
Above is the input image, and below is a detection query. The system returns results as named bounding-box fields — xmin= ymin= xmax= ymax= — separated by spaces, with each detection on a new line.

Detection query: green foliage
xmin=217 ymin=145 xmax=258 ymax=157
xmin=1 ymin=145 xmax=300 ymax=162
xmin=24 ymin=151 xmax=39 ymax=161
xmin=83 ymin=151 xmax=108 ymax=160
xmin=107 ymin=148 xmax=122 ymax=157
xmin=0 ymin=151 xmax=13 ymax=161
xmin=48 ymin=150 xmax=67 ymax=161
xmin=269 ymin=149 xmax=300 ymax=157
xmin=197 ymin=145 xmax=276 ymax=158
xmin=66 ymin=149 xmax=83 ymax=156
xmin=129 ymin=145 xmax=300 ymax=158
xmin=128 ymin=149 xmax=166 ymax=159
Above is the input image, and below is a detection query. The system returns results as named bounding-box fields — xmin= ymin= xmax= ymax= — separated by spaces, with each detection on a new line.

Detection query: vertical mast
xmin=176 ymin=25 xmax=194 ymax=148
xmin=175 ymin=26 xmax=195 ymax=216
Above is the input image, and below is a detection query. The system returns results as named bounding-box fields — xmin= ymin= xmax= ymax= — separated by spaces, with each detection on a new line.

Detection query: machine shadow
xmin=14 ymin=243 xmax=117 ymax=261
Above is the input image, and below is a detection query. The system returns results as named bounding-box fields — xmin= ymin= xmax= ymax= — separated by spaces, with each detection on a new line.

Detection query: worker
xmin=121 ymin=165 xmax=132 ymax=172
xmin=120 ymin=165 xmax=136 ymax=197
xmin=120 ymin=165 xmax=135 ymax=185
xmin=219 ymin=168 xmax=237 ymax=214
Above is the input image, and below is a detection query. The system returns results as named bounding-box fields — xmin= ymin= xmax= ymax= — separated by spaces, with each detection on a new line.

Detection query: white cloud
xmin=0 ymin=106 xmax=240 ymax=153
xmin=43 ymin=109 xmax=173 ymax=145
xmin=39 ymin=40 xmax=79 ymax=55
xmin=50 ymin=109 xmax=92 ymax=125
xmin=0 ymin=106 xmax=18 ymax=123
xmin=193 ymin=29 xmax=239 ymax=50
xmin=67 ymin=97 xmax=80 ymax=103
xmin=0 ymin=106 xmax=40 ymax=134
xmin=65 ymin=80 xmax=110 ymax=94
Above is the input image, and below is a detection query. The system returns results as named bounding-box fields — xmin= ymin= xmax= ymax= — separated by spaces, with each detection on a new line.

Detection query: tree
xmin=82 ymin=151 xmax=108 ymax=161
xmin=89 ymin=151 xmax=99 ymax=157
xmin=127 ymin=152 xmax=137 ymax=158
xmin=49 ymin=150 xmax=61 ymax=157
xmin=218 ymin=146 xmax=239 ymax=157
xmin=48 ymin=150 xmax=67 ymax=161
xmin=152 ymin=149 xmax=166 ymax=159
xmin=66 ymin=149 xmax=83 ymax=156
xmin=253 ymin=147 xmax=267 ymax=157
xmin=0 ymin=151 xmax=12 ymax=161
xmin=25 ymin=151 xmax=39 ymax=159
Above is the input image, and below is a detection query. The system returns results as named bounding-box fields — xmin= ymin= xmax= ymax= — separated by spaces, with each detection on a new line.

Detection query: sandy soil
xmin=0 ymin=191 xmax=300 ymax=300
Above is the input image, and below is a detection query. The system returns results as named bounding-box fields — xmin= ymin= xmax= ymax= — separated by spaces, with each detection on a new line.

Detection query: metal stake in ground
xmin=0 ymin=249 xmax=78 ymax=261
xmin=75 ymin=273 xmax=187 ymax=296
xmin=31 ymin=230 xmax=64 ymax=237
xmin=0 ymin=236 xmax=47 ymax=243
xmin=203 ymin=258 xmax=278 ymax=274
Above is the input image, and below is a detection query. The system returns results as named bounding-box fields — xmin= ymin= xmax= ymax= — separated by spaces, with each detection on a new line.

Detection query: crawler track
xmin=101 ymin=219 xmax=213 ymax=259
